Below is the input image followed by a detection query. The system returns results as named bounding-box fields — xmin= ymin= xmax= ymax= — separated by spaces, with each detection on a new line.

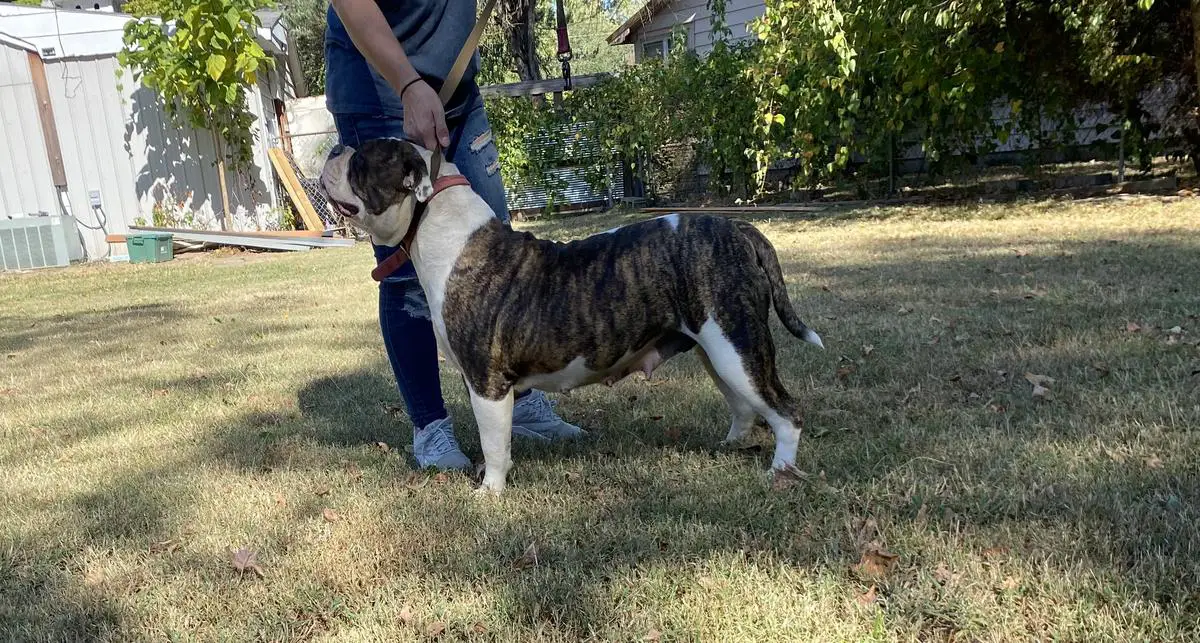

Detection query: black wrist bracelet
xmin=399 ymin=77 xmax=423 ymax=99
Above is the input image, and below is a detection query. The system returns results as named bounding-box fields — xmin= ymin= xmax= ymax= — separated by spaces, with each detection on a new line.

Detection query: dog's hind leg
xmin=690 ymin=316 xmax=803 ymax=472
xmin=468 ymin=387 xmax=515 ymax=494
xmin=696 ymin=347 xmax=756 ymax=445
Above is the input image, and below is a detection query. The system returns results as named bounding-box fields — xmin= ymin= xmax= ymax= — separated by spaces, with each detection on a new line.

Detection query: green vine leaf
xmin=206 ymin=53 xmax=227 ymax=81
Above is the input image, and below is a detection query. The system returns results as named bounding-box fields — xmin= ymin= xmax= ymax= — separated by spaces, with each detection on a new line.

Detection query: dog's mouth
xmin=327 ymin=197 xmax=360 ymax=220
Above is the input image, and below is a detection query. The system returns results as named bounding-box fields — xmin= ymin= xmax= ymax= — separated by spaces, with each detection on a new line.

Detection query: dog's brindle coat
xmin=320 ymin=138 xmax=823 ymax=493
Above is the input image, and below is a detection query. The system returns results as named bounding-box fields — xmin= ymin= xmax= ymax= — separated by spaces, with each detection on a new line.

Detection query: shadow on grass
xmin=3 ymin=216 xmax=1199 ymax=639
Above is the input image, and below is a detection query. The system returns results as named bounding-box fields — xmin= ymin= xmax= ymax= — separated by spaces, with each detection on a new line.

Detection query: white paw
xmin=475 ymin=477 xmax=507 ymax=496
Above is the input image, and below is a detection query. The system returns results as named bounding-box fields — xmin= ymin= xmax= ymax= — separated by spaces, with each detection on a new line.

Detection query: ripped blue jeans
xmin=334 ymin=100 xmax=511 ymax=428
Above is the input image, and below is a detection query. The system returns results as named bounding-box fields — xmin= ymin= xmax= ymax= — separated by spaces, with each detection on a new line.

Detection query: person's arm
xmin=330 ymin=0 xmax=450 ymax=150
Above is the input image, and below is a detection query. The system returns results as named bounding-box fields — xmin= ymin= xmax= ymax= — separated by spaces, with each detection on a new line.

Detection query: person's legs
xmin=336 ymin=113 xmax=468 ymax=470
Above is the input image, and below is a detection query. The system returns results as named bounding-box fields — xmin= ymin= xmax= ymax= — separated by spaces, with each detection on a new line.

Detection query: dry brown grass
xmin=2 ymin=194 xmax=1198 ymax=641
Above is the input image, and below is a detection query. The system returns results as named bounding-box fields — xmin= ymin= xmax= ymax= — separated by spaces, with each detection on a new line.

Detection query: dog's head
xmin=319 ymin=138 xmax=434 ymax=244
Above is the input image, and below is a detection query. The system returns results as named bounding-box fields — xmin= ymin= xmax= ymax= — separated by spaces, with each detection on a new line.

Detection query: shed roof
xmin=0 ymin=30 xmax=37 ymax=53
xmin=0 ymin=4 xmax=288 ymax=60
xmin=607 ymin=0 xmax=674 ymax=46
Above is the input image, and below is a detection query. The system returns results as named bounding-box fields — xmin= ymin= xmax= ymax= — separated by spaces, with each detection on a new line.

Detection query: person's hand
xmin=401 ymin=79 xmax=450 ymax=151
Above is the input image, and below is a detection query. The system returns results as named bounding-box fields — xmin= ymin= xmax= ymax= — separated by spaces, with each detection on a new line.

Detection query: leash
xmin=373 ymin=0 xmax=498 ymax=282
xmin=428 ymin=0 xmax=499 ymax=181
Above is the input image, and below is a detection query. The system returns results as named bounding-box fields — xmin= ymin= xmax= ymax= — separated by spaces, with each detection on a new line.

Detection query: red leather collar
xmin=370 ymin=174 xmax=472 ymax=282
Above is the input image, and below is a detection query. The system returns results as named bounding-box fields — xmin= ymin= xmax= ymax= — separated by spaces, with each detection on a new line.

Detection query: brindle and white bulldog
xmin=320 ymin=138 xmax=824 ymax=494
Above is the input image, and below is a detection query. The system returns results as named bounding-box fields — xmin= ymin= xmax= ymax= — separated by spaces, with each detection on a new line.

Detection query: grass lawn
xmin=2 ymin=195 xmax=1198 ymax=641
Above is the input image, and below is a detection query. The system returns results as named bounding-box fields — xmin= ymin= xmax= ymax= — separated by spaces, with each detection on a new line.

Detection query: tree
xmin=118 ymin=0 xmax=274 ymax=229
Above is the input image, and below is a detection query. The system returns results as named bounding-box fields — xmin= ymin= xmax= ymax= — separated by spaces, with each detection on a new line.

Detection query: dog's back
xmin=439 ymin=213 xmax=819 ymax=399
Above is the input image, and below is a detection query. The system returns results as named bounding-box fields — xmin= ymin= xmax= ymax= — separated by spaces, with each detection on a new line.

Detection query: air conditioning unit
xmin=0 ymin=215 xmax=74 ymax=272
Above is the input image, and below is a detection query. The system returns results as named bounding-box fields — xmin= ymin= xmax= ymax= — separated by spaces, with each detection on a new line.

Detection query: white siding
xmin=0 ymin=43 xmax=58 ymax=219
xmin=38 ymin=55 xmax=289 ymax=259
xmin=45 ymin=55 xmax=140 ymax=258
xmin=633 ymin=0 xmax=764 ymax=61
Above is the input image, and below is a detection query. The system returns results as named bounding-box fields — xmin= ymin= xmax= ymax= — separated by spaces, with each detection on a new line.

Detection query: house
xmin=0 ymin=3 xmax=302 ymax=263
xmin=606 ymin=0 xmax=762 ymax=63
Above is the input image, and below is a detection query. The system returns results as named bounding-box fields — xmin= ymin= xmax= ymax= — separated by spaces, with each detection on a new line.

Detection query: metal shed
xmin=0 ymin=4 xmax=299 ymax=262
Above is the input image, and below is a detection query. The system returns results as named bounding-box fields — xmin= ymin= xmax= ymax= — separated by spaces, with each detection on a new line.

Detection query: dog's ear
xmin=401 ymin=146 xmax=434 ymax=203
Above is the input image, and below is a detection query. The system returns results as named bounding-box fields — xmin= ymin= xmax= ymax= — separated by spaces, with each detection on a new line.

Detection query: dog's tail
xmin=733 ymin=219 xmax=824 ymax=349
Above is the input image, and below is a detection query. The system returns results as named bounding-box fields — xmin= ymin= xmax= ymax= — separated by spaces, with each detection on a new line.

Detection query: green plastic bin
xmin=127 ymin=232 xmax=174 ymax=264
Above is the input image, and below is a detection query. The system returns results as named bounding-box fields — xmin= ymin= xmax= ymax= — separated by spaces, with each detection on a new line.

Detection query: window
xmin=640 ymin=31 xmax=686 ymax=63
xmin=642 ymin=40 xmax=665 ymax=62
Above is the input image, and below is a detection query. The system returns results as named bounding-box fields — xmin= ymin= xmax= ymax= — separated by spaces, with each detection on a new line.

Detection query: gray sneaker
xmin=511 ymin=390 xmax=585 ymax=441
xmin=412 ymin=417 xmax=472 ymax=471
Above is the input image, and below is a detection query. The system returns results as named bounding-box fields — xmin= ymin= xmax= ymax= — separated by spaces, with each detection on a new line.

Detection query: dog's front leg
xmin=469 ymin=387 xmax=515 ymax=494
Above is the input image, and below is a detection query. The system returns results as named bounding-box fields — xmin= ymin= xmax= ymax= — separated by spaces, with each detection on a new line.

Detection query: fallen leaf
xmin=374 ymin=441 xmax=391 ymax=454
xmin=1000 ymin=575 xmax=1019 ymax=591
xmin=771 ymin=465 xmax=807 ymax=491
xmin=398 ymin=604 xmax=414 ymax=624
xmin=898 ymin=306 xmax=913 ymax=315
xmin=322 ymin=508 xmax=340 ymax=523
xmin=433 ymin=472 xmax=450 ymax=484
xmin=861 ymin=344 xmax=875 ymax=356
xmin=313 ymin=484 xmax=331 ymax=497
xmin=982 ymin=546 xmax=1008 ymax=559
xmin=1126 ymin=321 xmax=1143 ymax=333
xmin=381 ymin=403 xmax=405 ymax=418
xmin=856 ymin=585 xmax=879 ymax=605
xmin=647 ymin=414 xmax=664 ymax=421
xmin=836 ymin=365 xmax=855 ymax=380
xmin=664 ymin=426 xmax=682 ymax=442
xmin=426 ymin=621 xmax=446 ymax=638
xmin=1145 ymin=455 xmax=1164 ymax=469
xmin=989 ymin=403 xmax=1007 ymax=414
xmin=152 ymin=388 xmax=170 ymax=397
xmin=1091 ymin=362 xmax=1111 ymax=376
xmin=855 ymin=545 xmax=899 ymax=580
xmin=644 ymin=628 xmax=663 ymax=641
xmin=149 ymin=539 xmax=179 ymax=554
xmin=564 ymin=471 xmax=581 ymax=483
xmin=513 ymin=542 xmax=539 ymax=569
xmin=933 ymin=562 xmax=957 ymax=585
xmin=273 ymin=493 xmax=287 ymax=507
xmin=821 ymin=285 xmax=832 ymax=292
xmin=230 ymin=547 xmax=264 ymax=577
xmin=344 ymin=461 xmax=363 ymax=481
xmin=1031 ymin=383 xmax=1051 ymax=400
xmin=471 ymin=622 xmax=487 ymax=634
xmin=1023 ymin=373 xmax=1056 ymax=387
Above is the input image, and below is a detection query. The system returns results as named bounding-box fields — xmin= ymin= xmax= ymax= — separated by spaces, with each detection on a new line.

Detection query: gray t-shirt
xmin=324 ymin=0 xmax=481 ymax=119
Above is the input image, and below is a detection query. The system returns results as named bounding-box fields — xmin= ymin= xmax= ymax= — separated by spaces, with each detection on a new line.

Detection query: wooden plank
xmin=26 ymin=52 xmax=67 ymax=187
xmin=129 ymin=225 xmax=351 ymax=245
xmin=479 ymin=73 xmax=609 ymax=98
xmin=267 ymin=147 xmax=325 ymax=232
xmin=639 ymin=205 xmax=831 ymax=214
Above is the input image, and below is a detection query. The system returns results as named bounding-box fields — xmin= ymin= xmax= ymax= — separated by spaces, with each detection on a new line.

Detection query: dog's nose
xmin=329 ymin=144 xmax=346 ymax=158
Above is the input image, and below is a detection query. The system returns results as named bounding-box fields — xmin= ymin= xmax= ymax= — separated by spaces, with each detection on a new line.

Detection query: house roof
xmin=607 ymin=0 xmax=674 ymax=45
xmin=0 ymin=30 xmax=37 ymax=53
xmin=0 ymin=4 xmax=289 ymax=60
